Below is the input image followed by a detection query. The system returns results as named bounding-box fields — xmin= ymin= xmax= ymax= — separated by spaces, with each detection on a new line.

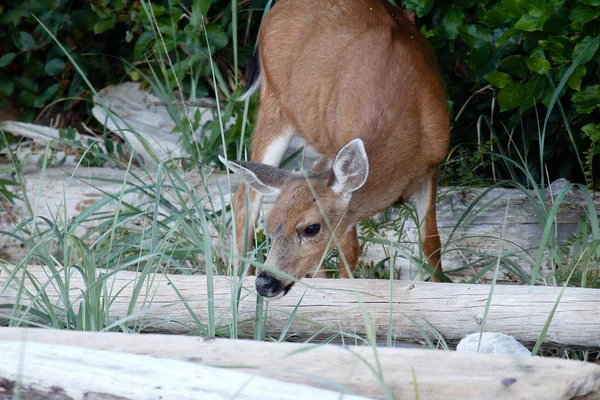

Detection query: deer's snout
xmin=255 ymin=272 xmax=289 ymax=298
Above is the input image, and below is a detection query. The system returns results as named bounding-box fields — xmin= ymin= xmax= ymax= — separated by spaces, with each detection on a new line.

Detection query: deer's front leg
xmin=338 ymin=225 xmax=360 ymax=278
xmin=231 ymin=98 xmax=294 ymax=274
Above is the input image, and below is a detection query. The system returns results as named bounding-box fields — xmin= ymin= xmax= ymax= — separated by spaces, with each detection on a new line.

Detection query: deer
xmin=221 ymin=0 xmax=450 ymax=298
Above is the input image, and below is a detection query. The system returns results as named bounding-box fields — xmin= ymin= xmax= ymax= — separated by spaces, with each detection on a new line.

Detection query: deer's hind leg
xmin=413 ymin=169 xmax=443 ymax=282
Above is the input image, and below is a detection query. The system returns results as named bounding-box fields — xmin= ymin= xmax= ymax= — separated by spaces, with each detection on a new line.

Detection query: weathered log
xmin=1 ymin=265 xmax=599 ymax=348
xmin=1 ymin=163 xmax=597 ymax=283
xmin=1 ymin=328 xmax=600 ymax=400
xmin=0 ymin=339 xmax=369 ymax=400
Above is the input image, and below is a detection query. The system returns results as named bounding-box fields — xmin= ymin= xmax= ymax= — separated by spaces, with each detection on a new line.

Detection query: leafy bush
xmin=406 ymin=0 xmax=600 ymax=188
xmin=1 ymin=0 xmax=598 ymax=188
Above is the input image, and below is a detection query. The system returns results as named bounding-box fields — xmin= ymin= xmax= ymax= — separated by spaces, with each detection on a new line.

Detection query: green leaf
xmin=500 ymin=55 xmax=529 ymax=78
xmin=576 ymin=106 xmax=598 ymax=114
xmin=458 ymin=25 xmax=492 ymax=48
xmin=59 ymin=127 xmax=77 ymax=140
xmin=443 ymin=8 xmax=464 ymax=40
xmin=567 ymin=4 xmax=600 ymax=24
xmin=0 ymin=53 xmax=16 ymax=68
xmin=539 ymin=40 xmax=568 ymax=63
xmin=549 ymin=36 xmax=572 ymax=51
xmin=472 ymin=48 xmax=505 ymax=81
xmin=0 ymin=76 xmax=15 ymax=97
xmin=516 ymin=0 xmax=547 ymax=16
xmin=526 ymin=56 xmax=551 ymax=74
xmin=502 ymin=0 xmax=522 ymax=18
xmin=134 ymin=31 xmax=155 ymax=58
xmin=519 ymin=74 xmax=546 ymax=112
xmin=93 ymin=18 xmax=116 ymax=34
xmin=44 ymin=58 xmax=65 ymax=76
xmin=14 ymin=76 xmax=38 ymax=93
xmin=19 ymin=31 xmax=35 ymax=49
xmin=480 ymin=6 xmax=513 ymax=26
xmin=567 ymin=66 xmax=586 ymax=91
xmin=496 ymin=27 xmax=519 ymax=46
xmin=572 ymin=85 xmax=600 ymax=107
xmin=19 ymin=90 xmax=37 ymax=106
xmin=204 ymin=24 xmax=228 ymax=49
xmin=573 ymin=36 xmax=600 ymax=65
xmin=580 ymin=0 xmax=600 ymax=5
xmin=105 ymin=138 xmax=115 ymax=154
xmin=582 ymin=123 xmax=600 ymax=142
xmin=515 ymin=14 xmax=550 ymax=32
xmin=191 ymin=0 xmax=212 ymax=27
xmin=148 ymin=3 xmax=166 ymax=17
xmin=485 ymin=71 xmax=513 ymax=88
xmin=498 ymin=82 xmax=521 ymax=111
xmin=403 ymin=0 xmax=434 ymax=17
xmin=550 ymin=0 xmax=567 ymax=10
xmin=33 ymin=83 xmax=59 ymax=108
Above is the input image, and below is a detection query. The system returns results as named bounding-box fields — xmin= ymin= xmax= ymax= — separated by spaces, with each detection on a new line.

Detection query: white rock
xmin=456 ymin=332 xmax=531 ymax=356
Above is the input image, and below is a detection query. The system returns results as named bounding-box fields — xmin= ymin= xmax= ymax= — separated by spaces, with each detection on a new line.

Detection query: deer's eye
xmin=304 ymin=224 xmax=321 ymax=237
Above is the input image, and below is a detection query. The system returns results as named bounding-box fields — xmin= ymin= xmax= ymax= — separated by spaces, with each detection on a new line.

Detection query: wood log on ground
xmin=1 ymin=163 xmax=597 ymax=283
xmin=1 ymin=265 xmax=600 ymax=348
xmin=0 ymin=339 xmax=369 ymax=400
xmin=1 ymin=328 xmax=599 ymax=400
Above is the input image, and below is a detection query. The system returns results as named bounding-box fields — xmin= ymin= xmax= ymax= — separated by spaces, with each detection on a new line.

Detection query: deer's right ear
xmin=219 ymin=156 xmax=293 ymax=196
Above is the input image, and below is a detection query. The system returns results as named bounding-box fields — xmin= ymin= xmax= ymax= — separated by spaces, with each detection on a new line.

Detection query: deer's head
xmin=222 ymin=139 xmax=369 ymax=297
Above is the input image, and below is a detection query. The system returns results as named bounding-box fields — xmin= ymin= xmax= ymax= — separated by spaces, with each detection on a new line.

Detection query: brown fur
xmin=232 ymin=0 xmax=449 ymax=288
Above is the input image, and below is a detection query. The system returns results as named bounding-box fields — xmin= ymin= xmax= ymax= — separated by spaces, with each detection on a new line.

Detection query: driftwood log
xmin=1 ymin=328 xmax=600 ymax=400
xmin=1 ymin=162 xmax=598 ymax=283
xmin=1 ymin=265 xmax=600 ymax=348
xmin=0 ymin=339 xmax=368 ymax=400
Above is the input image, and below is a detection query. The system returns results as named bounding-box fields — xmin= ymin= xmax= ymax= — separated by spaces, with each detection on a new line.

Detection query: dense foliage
xmin=409 ymin=0 xmax=600 ymax=188
xmin=0 ymin=0 xmax=599 ymax=188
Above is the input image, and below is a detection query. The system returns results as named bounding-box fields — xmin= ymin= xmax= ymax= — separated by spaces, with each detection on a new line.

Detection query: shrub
xmin=406 ymin=0 xmax=600 ymax=188
xmin=1 ymin=0 xmax=598 ymax=188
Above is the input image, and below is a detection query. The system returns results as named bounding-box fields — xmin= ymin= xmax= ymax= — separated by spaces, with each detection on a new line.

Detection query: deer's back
xmin=259 ymin=0 xmax=449 ymax=217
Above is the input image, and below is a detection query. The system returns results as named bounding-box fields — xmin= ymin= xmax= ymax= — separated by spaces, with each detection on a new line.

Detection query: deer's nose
xmin=256 ymin=273 xmax=283 ymax=297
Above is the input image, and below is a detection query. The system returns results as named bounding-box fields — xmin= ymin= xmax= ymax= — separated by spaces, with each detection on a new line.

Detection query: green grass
xmin=1 ymin=2 xmax=600 ymax=398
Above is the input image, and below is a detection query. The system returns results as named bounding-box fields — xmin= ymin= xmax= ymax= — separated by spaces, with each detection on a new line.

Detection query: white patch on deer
xmin=261 ymin=126 xmax=295 ymax=166
xmin=414 ymin=179 xmax=432 ymax=228
xmin=238 ymin=78 xmax=261 ymax=102
xmin=248 ymin=126 xmax=295 ymax=222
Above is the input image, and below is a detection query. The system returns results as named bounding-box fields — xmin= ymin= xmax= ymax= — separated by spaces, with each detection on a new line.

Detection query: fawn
xmin=222 ymin=0 xmax=449 ymax=297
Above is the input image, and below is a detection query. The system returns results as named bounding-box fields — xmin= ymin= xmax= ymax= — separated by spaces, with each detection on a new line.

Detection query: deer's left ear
xmin=219 ymin=156 xmax=294 ymax=196
xmin=330 ymin=138 xmax=369 ymax=195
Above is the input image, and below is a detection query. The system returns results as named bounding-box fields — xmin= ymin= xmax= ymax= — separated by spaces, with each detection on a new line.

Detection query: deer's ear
xmin=219 ymin=156 xmax=294 ymax=196
xmin=330 ymin=139 xmax=369 ymax=195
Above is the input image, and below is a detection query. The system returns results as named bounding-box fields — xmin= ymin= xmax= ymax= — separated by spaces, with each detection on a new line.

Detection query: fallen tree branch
xmin=0 ymin=338 xmax=368 ymax=400
xmin=1 ymin=265 xmax=599 ymax=348
xmin=1 ymin=328 xmax=599 ymax=400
